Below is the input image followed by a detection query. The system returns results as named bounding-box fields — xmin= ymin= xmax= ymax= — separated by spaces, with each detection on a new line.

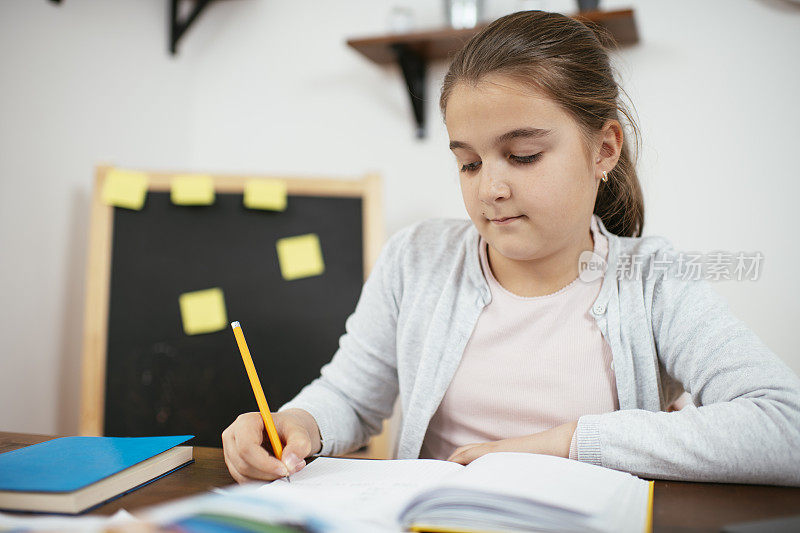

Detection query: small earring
xmin=601 ymin=171 xmax=608 ymax=182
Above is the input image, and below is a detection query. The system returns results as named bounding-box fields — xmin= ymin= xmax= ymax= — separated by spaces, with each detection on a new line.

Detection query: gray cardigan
xmin=280 ymin=216 xmax=800 ymax=486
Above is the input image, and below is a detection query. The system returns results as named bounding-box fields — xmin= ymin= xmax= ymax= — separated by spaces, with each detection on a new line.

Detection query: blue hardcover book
xmin=0 ymin=435 xmax=194 ymax=514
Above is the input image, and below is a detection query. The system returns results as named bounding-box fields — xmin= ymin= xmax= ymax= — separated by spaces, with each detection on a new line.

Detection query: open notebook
xmin=258 ymin=452 xmax=654 ymax=533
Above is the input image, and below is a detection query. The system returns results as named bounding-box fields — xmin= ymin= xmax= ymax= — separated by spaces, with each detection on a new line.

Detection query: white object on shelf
xmin=387 ymin=6 xmax=415 ymax=33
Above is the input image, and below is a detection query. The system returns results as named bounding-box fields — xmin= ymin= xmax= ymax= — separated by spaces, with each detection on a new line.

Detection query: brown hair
xmin=440 ymin=10 xmax=644 ymax=237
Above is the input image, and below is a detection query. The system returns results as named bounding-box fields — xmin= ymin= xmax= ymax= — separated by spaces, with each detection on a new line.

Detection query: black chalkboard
xmin=102 ymin=191 xmax=364 ymax=446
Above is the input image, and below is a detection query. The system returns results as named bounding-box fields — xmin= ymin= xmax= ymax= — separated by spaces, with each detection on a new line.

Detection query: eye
xmin=510 ymin=153 xmax=543 ymax=164
xmin=459 ymin=161 xmax=481 ymax=173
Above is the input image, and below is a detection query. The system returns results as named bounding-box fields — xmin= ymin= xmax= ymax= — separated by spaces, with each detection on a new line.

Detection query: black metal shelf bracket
xmin=390 ymin=44 xmax=427 ymax=139
xmin=170 ymin=0 xmax=212 ymax=55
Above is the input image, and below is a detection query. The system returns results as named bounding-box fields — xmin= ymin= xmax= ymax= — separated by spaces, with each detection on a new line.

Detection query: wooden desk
xmin=3 ymin=432 xmax=799 ymax=532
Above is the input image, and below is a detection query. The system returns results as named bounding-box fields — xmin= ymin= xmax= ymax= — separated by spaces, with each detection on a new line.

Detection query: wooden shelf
xmin=346 ymin=9 xmax=638 ymax=137
xmin=347 ymin=26 xmax=490 ymax=66
xmin=347 ymin=9 xmax=637 ymax=64
xmin=573 ymin=8 xmax=639 ymax=46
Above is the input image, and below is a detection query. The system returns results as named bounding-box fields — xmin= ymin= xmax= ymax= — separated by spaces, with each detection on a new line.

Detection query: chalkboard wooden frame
xmin=79 ymin=165 xmax=392 ymax=457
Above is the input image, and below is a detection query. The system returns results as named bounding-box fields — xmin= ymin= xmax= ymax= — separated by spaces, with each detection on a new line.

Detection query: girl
xmin=222 ymin=10 xmax=800 ymax=486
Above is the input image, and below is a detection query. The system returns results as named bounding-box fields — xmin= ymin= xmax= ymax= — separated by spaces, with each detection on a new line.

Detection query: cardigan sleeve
xmin=278 ymin=226 xmax=411 ymax=457
xmin=568 ymin=431 xmax=579 ymax=461
xmin=574 ymin=250 xmax=800 ymax=486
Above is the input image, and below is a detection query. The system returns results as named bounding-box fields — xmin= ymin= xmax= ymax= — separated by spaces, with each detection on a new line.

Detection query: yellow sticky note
xmin=171 ymin=174 xmax=215 ymax=205
xmin=102 ymin=168 xmax=148 ymax=210
xmin=276 ymin=234 xmax=325 ymax=281
xmin=178 ymin=287 xmax=228 ymax=335
xmin=243 ymin=179 xmax=287 ymax=211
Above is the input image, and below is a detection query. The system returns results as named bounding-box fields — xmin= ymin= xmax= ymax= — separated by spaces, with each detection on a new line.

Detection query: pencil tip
xmin=231 ymin=321 xmax=240 ymax=329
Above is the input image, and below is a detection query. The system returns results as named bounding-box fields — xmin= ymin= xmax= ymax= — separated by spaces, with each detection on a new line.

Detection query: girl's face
xmin=445 ymin=75 xmax=605 ymax=265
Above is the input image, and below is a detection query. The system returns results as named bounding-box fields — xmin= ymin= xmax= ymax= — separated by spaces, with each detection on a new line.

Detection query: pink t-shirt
xmin=419 ymin=214 xmax=619 ymax=461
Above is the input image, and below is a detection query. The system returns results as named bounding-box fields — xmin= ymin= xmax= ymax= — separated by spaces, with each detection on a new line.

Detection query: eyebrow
xmin=449 ymin=128 xmax=552 ymax=151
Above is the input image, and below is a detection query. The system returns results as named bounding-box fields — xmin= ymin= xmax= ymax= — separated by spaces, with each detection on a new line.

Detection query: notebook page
xmin=436 ymin=452 xmax=639 ymax=516
xmin=257 ymin=457 xmax=463 ymax=525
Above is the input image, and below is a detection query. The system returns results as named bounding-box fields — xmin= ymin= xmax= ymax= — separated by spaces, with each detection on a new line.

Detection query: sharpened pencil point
xmin=231 ymin=321 xmax=240 ymax=329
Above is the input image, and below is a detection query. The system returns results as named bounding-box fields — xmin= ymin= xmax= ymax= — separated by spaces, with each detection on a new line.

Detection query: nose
xmin=477 ymin=168 xmax=511 ymax=204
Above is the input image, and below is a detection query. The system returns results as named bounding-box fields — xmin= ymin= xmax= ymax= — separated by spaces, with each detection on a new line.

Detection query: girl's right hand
xmin=221 ymin=408 xmax=322 ymax=483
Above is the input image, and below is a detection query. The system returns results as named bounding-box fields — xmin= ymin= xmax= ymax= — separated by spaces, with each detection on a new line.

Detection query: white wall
xmin=0 ymin=0 xmax=193 ymax=434
xmin=1 ymin=0 xmax=798 ymax=435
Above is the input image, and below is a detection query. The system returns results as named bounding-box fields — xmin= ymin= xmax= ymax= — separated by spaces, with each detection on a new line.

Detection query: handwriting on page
xmin=257 ymin=457 xmax=462 ymax=525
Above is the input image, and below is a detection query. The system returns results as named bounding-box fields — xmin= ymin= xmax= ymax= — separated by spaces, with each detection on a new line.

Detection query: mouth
xmin=489 ymin=215 xmax=524 ymax=225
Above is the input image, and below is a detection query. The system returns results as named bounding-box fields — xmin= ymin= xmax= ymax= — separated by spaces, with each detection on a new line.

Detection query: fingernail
xmin=283 ymin=453 xmax=300 ymax=473
xmin=292 ymin=459 xmax=306 ymax=473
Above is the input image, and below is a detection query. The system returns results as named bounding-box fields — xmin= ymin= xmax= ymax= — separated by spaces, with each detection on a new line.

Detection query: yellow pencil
xmin=230 ymin=321 xmax=284 ymax=461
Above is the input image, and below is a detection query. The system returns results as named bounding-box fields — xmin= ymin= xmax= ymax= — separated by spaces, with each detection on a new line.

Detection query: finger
xmin=225 ymin=432 xmax=257 ymax=482
xmin=226 ymin=438 xmax=286 ymax=484
xmin=223 ymin=437 xmax=257 ymax=484
xmin=238 ymin=438 xmax=291 ymax=480
xmin=237 ymin=412 xmax=268 ymax=446
xmin=229 ymin=422 xmax=289 ymax=481
xmin=222 ymin=421 xmax=249 ymax=483
xmin=449 ymin=450 xmax=478 ymax=465
xmin=223 ymin=447 xmax=248 ymax=484
xmin=280 ymin=423 xmax=312 ymax=474
xmin=221 ymin=420 xmax=238 ymax=452
xmin=448 ymin=443 xmax=488 ymax=465
xmin=446 ymin=443 xmax=482 ymax=462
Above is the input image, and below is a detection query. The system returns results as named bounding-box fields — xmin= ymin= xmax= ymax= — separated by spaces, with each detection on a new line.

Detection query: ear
xmin=594 ymin=119 xmax=623 ymax=177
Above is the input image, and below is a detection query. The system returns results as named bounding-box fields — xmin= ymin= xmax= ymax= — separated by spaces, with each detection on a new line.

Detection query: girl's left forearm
xmin=447 ymin=419 xmax=579 ymax=465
